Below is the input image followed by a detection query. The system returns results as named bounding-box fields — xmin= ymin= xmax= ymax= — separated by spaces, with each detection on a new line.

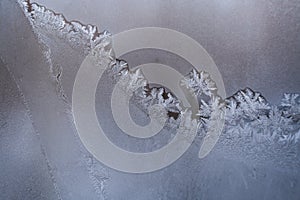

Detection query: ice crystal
xmin=199 ymin=96 xmax=226 ymax=144
xmin=197 ymin=95 xmax=225 ymax=122
xmin=19 ymin=0 xmax=109 ymax=54
xmin=180 ymin=69 xmax=217 ymax=97
xmin=280 ymin=93 xmax=300 ymax=121
xmin=117 ymin=68 xmax=147 ymax=94
xmin=226 ymin=88 xmax=270 ymax=122
xmin=177 ymin=109 xmax=198 ymax=144
xmin=142 ymin=87 xmax=182 ymax=114
xmin=108 ymin=59 xmax=129 ymax=79
xmin=224 ymin=91 xmax=300 ymax=144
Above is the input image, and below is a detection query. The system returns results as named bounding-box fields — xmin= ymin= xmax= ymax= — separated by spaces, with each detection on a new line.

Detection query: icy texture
xmin=224 ymin=89 xmax=299 ymax=144
xmin=181 ymin=69 xmax=217 ymax=97
xmin=0 ymin=60 xmax=59 ymax=200
xmin=18 ymin=0 xmax=300 ymax=159
xmin=109 ymin=59 xmax=182 ymax=128
xmin=18 ymin=0 xmax=300 ymax=147
xmin=3 ymin=0 xmax=298 ymax=199
xmin=19 ymin=0 xmax=108 ymax=54
xmin=2 ymin=1 xmax=110 ymax=199
xmin=281 ymin=93 xmax=300 ymax=121
xmin=179 ymin=69 xmax=300 ymax=145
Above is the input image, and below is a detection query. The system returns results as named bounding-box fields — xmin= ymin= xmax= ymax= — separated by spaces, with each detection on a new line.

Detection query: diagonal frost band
xmin=18 ymin=0 xmax=300 ymax=159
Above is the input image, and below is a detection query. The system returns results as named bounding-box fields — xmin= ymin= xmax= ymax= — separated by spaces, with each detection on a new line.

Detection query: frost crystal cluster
xmin=19 ymin=0 xmax=300 ymax=147
xmin=180 ymin=69 xmax=300 ymax=144
xmin=19 ymin=0 xmax=109 ymax=54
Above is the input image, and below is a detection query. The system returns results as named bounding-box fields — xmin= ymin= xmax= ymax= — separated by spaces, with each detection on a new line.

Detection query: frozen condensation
xmin=18 ymin=0 xmax=300 ymax=159
xmin=2 ymin=0 xmax=298 ymax=199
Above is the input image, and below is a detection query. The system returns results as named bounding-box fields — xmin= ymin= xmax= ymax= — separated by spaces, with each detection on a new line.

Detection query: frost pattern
xmin=181 ymin=69 xmax=217 ymax=97
xmin=19 ymin=0 xmax=109 ymax=54
xmin=225 ymin=90 xmax=299 ymax=144
xmin=181 ymin=70 xmax=300 ymax=145
xmin=19 ymin=0 xmax=300 ymax=152
xmin=280 ymin=93 xmax=300 ymax=121
xmin=109 ymin=59 xmax=182 ymax=129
